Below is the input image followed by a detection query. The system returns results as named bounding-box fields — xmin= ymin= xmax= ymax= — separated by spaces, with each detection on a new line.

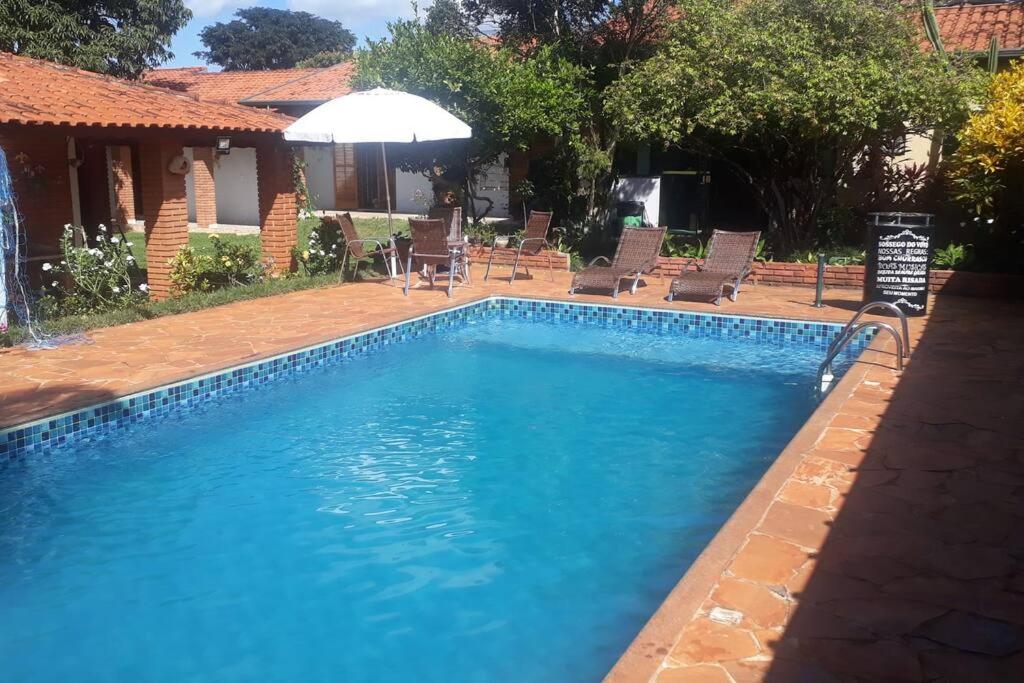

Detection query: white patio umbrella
xmin=283 ymin=88 xmax=472 ymax=258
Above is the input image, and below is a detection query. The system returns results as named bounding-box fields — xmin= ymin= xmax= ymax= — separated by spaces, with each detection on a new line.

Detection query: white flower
xmin=111 ymin=236 xmax=120 ymax=243
xmin=42 ymin=262 xmax=52 ymax=271
xmin=98 ymin=224 xmax=107 ymax=232
xmin=126 ymin=255 xmax=135 ymax=263
xmin=51 ymin=280 xmax=58 ymax=287
xmin=89 ymin=248 xmax=102 ymax=257
xmin=112 ymin=286 xmax=121 ymax=294
xmin=987 ymin=218 xmax=995 ymax=224
xmin=138 ymin=283 xmax=149 ymax=292
xmin=126 ymin=241 xmax=134 ymax=247
xmin=104 ymin=261 xmax=113 ymax=268
xmin=319 ymin=250 xmax=326 ymax=256
xmin=60 ymin=260 xmax=67 ymax=265
xmin=63 ymin=224 xmax=73 ymax=231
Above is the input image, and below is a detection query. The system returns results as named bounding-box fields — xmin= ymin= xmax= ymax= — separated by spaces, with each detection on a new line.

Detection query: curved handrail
xmin=828 ymin=301 xmax=910 ymax=359
xmin=817 ymin=321 xmax=904 ymax=393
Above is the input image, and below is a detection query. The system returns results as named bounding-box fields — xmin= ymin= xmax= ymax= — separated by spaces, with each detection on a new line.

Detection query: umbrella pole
xmin=381 ymin=142 xmax=396 ymax=279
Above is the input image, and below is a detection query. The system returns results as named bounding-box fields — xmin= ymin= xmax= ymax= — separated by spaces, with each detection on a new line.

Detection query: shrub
xmin=169 ymin=245 xmax=212 ymax=296
xmin=39 ymin=224 xmax=147 ymax=315
xmin=208 ymin=234 xmax=263 ymax=286
xmin=932 ymin=242 xmax=973 ymax=270
xmin=949 ymin=61 xmax=1024 ymax=220
xmin=292 ymin=220 xmax=343 ymax=276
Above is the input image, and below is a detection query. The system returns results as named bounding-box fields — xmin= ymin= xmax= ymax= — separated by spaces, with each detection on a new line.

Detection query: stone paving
xmin=2 ymin=264 xmax=1022 ymax=681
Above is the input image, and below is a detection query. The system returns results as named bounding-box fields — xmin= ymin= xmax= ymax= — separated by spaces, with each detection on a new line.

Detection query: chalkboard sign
xmin=864 ymin=213 xmax=934 ymax=317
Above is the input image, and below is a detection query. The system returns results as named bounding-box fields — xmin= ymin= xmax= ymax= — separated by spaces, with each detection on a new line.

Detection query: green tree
xmin=462 ymin=0 xmax=678 ymax=217
xmin=606 ymin=0 xmax=982 ymax=250
xmin=196 ymin=7 xmax=356 ymax=71
xmin=0 ymin=0 xmax=191 ymax=79
xmin=356 ymin=17 xmax=588 ymax=220
xmin=296 ymin=50 xmax=351 ymax=68
xmin=425 ymin=0 xmax=477 ymax=39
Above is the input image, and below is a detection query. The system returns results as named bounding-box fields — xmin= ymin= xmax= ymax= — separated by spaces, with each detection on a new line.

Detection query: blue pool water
xmin=0 ymin=314 xmax=837 ymax=682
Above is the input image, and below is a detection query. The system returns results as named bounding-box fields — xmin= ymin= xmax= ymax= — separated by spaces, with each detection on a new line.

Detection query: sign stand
xmin=864 ymin=212 xmax=934 ymax=317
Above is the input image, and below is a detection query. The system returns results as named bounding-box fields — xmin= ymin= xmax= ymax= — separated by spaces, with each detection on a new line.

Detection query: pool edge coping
xmin=0 ymin=294 xmax=852 ymax=438
xmin=603 ymin=331 xmax=884 ymax=682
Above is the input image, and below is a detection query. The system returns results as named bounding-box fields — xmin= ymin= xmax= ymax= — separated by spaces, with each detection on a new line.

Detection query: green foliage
xmin=948 ymin=61 xmax=1024 ymax=221
xmin=932 ymin=243 xmax=973 ymax=270
xmin=209 ymin=234 xmax=263 ymax=286
xmin=293 ymin=220 xmax=344 ymax=276
xmin=296 ymin=50 xmax=350 ymax=68
xmin=168 ymin=235 xmax=263 ymax=295
xmin=607 ymin=0 xmax=984 ymax=251
xmin=168 ymin=246 xmax=212 ymax=296
xmin=785 ymin=246 xmax=866 ymax=266
xmin=196 ymin=7 xmax=356 ymax=70
xmin=39 ymin=225 xmax=147 ymax=316
xmin=425 ymin=0 xmax=477 ymax=38
xmin=355 ymin=17 xmax=589 ymax=220
xmin=0 ymin=0 xmax=191 ymax=79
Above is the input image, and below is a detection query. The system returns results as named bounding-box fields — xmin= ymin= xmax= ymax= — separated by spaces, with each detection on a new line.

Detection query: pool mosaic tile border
xmin=1 ymin=297 xmax=871 ymax=459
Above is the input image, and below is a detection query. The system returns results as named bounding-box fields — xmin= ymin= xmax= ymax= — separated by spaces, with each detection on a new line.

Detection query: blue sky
xmin=169 ymin=0 xmax=422 ymax=68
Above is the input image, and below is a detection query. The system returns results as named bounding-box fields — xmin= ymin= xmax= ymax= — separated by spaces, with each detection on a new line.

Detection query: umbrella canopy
xmin=283 ymin=88 xmax=472 ymax=144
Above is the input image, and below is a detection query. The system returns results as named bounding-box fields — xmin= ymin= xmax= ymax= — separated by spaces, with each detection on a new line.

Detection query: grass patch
xmin=1 ymin=273 xmax=347 ymax=347
xmin=1 ymin=216 xmax=410 ymax=348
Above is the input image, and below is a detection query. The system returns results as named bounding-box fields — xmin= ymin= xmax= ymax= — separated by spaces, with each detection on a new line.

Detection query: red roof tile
xmin=930 ymin=2 xmax=1024 ymax=52
xmin=0 ymin=52 xmax=292 ymax=133
xmin=241 ymin=62 xmax=355 ymax=104
xmin=143 ymin=66 xmax=321 ymax=103
xmin=144 ymin=62 xmax=354 ymax=106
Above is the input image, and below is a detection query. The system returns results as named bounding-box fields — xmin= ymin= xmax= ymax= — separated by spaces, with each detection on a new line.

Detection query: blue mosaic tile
xmin=0 ymin=297 xmax=871 ymax=460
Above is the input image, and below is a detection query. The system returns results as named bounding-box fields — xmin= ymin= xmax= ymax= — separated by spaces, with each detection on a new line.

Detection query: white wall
xmin=303 ymin=145 xmax=335 ymax=211
xmin=611 ymin=176 xmax=661 ymax=226
xmin=395 ymin=169 xmax=434 ymax=214
xmin=214 ymin=147 xmax=259 ymax=226
xmin=184 ymin=147 xmax=197 ymax=222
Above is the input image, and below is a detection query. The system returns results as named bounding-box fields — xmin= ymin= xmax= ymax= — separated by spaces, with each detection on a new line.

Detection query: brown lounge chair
xmin=569 ymin=226 xmax=667 ymax=298
xmin=668 ymin=229 xmax=761 ymax=305
xmin=333 ymin=212 xmax=403 ymax=283
xmin=484 ymin=210 xmax=554 ymax=284
xmin=404 ymin=218 xmax=467 ymax=298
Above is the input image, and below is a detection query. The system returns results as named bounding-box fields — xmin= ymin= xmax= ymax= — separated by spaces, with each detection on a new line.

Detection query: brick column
xmin=109 ymin=145 xmax=136 ymax=228
xmin=256 ymin=141 xmax=297 ymax=273
xmin=138 ymin=138 xmax=188 ymax=299
xmin=192 ymin=146 xmax=217 ymax=229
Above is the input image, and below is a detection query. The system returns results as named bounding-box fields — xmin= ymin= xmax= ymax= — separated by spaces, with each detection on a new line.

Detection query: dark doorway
xmin=76 ymin=141 xmax=112 ymax=235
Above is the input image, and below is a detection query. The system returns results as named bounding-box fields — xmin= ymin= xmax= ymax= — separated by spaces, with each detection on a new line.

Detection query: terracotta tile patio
xmin=2 ymin=264 xmax=1022 ymax=681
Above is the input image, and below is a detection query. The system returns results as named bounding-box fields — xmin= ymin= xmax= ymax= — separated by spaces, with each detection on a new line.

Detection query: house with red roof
xmin=0 ymin=52 xmax=300 ymax=299
xmin=142 ymin=62 xmax=515 ymax=225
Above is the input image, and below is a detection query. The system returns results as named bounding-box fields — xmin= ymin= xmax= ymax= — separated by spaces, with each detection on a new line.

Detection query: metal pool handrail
xmin=829 ymin=301 xmax=910 ymax=359
xmin=817 ymin=321 xmax=904 ymax=394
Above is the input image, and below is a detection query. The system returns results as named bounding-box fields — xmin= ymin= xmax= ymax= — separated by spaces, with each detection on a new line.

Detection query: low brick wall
xmin=655 ymin=257 xmax=1023 ymax=298
xmin=467 ymin=245 xmax=571 ymax=271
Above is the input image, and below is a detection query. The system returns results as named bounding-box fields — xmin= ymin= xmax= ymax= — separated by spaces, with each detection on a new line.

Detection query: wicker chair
xmin=334 ymin=213 xmax=403 ymax=284
xmin=569 ymin=226 xmax=667 ymax=298
xmin=404 ymin=218 xmax=466 ymax=298
xmin=484 ymin=210 xmax=554 ymax=284
xmin=668 ymin=230 xmax=761 ymax=305
xmin=428 ymin=206 xmax=463 ymax=242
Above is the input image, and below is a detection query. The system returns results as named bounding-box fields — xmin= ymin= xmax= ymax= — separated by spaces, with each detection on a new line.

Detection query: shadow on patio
xmin=763 ymin=293 xmax=1024 ymax=680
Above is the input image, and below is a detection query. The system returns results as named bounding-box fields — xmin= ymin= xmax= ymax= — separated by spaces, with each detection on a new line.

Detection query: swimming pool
xmin=0 ymin=299 xmax=866 ymax=682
